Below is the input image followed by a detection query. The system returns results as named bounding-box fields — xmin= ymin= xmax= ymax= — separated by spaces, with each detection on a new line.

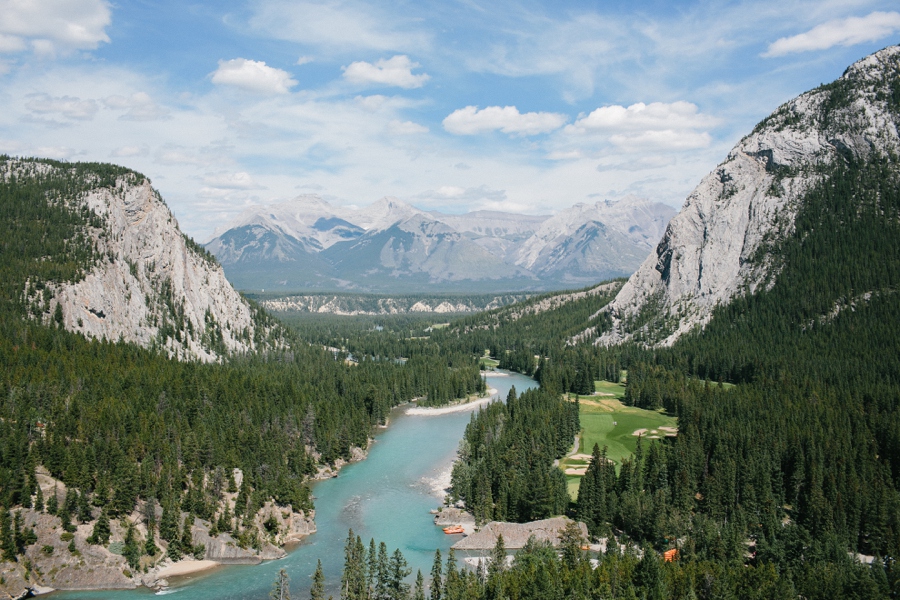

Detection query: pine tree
xmin=87 ymin=508 xmax=111 ymax=545
xmin=271 ymin=568 xmax=291 ymax=600
xmin=311 ymin=559 xmax=326 ymax=600
xmin=413 ymin=570 xmax=425 ymax=600
xmin=123 ymin=519 xmax=142 ymax=570
xmin=46 ymin=485 xmax=58 ymax=516
xmin=144 ymin=521 xmax=159 ymax=557
xmin=429 ymin=550 xmax=442 ymax=600
xmin=340 ymin=529 xmax=367 ymax=600
xmin=443 ymin=548 xmax=460 ymax=600
xmin=367 ymin=538 xmax=378 ymax=597
xmin=376 ymin=542 xmax=390 ymax=600
xmin=34 ymin=484 xmax=44 ymax=512
xmin=486 ymin=534 xmax=506 ymax=600
xmin=388 ymin=548 xmax=411 ymax=600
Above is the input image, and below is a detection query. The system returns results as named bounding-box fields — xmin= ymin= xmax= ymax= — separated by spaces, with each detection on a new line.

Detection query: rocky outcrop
xmin=3 ymin=159 xmax=282 ymax=362
xmin=590 ymin=45 xmax=900 ymax=347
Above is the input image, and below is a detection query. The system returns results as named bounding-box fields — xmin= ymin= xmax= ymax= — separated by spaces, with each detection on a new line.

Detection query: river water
xmin=51 ymin=371 xmax=537 ymax=600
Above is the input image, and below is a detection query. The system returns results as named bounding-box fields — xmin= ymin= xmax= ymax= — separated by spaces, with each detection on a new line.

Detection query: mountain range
xmin=204 ymin=194 xmax=675 ymax=293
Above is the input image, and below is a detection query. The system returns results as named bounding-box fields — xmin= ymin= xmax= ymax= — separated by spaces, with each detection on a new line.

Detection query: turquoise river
xmin=50 ymin=370 xmax=537 ymax=600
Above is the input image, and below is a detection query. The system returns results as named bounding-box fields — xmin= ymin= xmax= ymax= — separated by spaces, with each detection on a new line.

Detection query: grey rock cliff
xmin=3 ymin=160 xmax=280 ymax=362
xmin=589 ymin=45 xmax=900 ymax=347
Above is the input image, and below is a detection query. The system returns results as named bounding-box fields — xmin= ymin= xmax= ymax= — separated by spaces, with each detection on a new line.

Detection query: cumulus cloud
xmin=0 ymin=0 xmax=111 ymax=54
xmin=565 ymin=101 xmax=717 ymax=150
xmin=211 ymin=58 xmax=297 ymax=94
xmin=387 ymin=120 xmax=428 ymax=135
xmin=26 ymin=93 xmax=98 ymax=120
xmin=443 ymin=106 xmax=567 ymax=136
xmin=343 ymin=55 xmax=430 ymax=89
xmin=763 ymin=12 xmax=900 ymax=57
xmin=570 ymin=101 xmax=717 ymax=132
xmin=104 ymin=92 xmax=168 ymax=121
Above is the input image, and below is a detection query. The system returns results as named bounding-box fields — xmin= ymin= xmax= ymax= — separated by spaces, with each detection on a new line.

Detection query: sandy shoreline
xmin=155 ymin=559 xmax=220 ymax=579
xmin=405 ymin=388 xmax=499 ymax=416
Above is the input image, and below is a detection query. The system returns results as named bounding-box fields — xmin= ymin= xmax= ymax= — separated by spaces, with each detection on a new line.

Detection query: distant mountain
xmin=2 ymin=157 xmax=282 ymax=362
xmin=583 ymin=44 xmax=900 ymax=347
xmin=205 ymin=194 xmax=676 ymax=293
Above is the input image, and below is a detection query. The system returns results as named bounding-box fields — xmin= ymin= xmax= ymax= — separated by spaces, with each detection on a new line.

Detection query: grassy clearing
xmin=560 ymin=380 xmax=677 ymax=499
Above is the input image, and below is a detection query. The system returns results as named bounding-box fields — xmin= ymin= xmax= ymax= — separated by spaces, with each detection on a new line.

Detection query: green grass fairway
xmin=560 ymin=383 xmax=677 ymax=499
xmin=479 ymin=357 xmax=500 ymax=368
xmin=593 ymin=379 xmax=626 ymax=398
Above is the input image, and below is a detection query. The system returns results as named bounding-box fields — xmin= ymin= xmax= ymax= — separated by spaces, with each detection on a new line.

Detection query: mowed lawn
xmin=560 ymin=380 xmax=678 ymax=499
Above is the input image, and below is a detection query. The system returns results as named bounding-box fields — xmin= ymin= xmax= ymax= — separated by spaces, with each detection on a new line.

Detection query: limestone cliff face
xmin=6 ymin=160 xmax=279 ymax=362
xmin=592 ymin=45 xmax=900 ymax=347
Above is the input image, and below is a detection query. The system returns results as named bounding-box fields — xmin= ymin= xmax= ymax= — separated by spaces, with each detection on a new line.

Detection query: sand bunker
xmin=632 ymin=428 xmax=648 ymax=436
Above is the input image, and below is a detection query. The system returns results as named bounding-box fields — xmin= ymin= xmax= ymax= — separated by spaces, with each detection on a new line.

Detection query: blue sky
xmin=1 ymin=0 xmax=898 ymax=240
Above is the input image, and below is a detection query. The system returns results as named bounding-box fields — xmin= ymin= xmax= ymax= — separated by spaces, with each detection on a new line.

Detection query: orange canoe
xmin=443 ymin=526 xmax=465 ymax=534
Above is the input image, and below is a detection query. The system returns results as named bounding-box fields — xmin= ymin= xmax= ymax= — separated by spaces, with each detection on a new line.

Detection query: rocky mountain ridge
xmin=5 ymin=158 xmax=281 ymax=362
xmin=586 ymin=45 xmax=900 ymax=347
xmin=205 ymin=194 xmax=676 ymax=293
xmin=259 ymin=293 xmax=531 ymax=315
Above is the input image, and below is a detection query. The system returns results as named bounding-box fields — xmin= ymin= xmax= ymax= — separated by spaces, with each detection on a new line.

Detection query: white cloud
xmin=570 ymin=101 xmax=717 ymax=133
xmin=764 ymin=12 xmax=900 ymax=57
xmin=443 ymin=106 xmax=567 ymax=136
xmin=211 ymin=58 xmax=297 ymax=94
xmin=413 ymin=184 xmax=507 ymax=205
xmin=0 ymin=0 xmax=111 ymax=54
xmin=202 ymin=171 xmax=263 ymax=190
xmin=388 ymin=120 xmax=428 ymax=135
xmin=296 ymin=56 xmax=314 ymax=65
xmin=111 ymin=145 xmax=148 ymax=157
xmin=343 ymin=55 xmax=430 ymax=89
xmin=26 ymin=93 xmax=98 ymax=120
xmin=0 ymin=33 xmax=26 ymax=53
xmin=563 ymin=101 xmax=718 ymax=151
xmin=34 ymin=145 xmax=78 ymax=159
xmin=546 ymin=150 xmax=584 ymax=161
xmin=609 ymin=130 xmax=712 ymax=151
xmin=104 ymin=92 xmax=168 ymax=121
xmin=249 ymin=1 xmax=429 ymax=53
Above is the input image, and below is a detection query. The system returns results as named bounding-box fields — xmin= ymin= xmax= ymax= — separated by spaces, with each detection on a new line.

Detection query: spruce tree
xmin=311 ymin=559 xmax=326 ymax=600
xmin=46 ymin=485 xmax=58 ymax=515
xmin=123 ymin=520 xmax=141 ymax=570
xmin=34 ymin=485 xmax=44 ymax=512
xmin=87 ymin=508 xmax=111 ymax=545
xmin=413 ymin=570 xmax=425 ymax=600
xmin=388 ymin=548 xmax=411 ymax=600
xmin=429 ymin=550 xmax=442 ymax=600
